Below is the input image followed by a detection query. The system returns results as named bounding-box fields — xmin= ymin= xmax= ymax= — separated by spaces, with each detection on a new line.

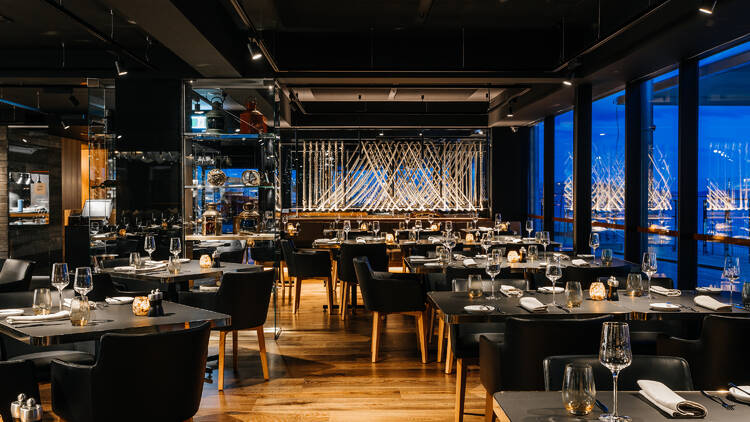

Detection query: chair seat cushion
xmin=14 ymin=351 xmax=94 ymax=382
xmin=453 ymin=323 xmax=505 ymax=359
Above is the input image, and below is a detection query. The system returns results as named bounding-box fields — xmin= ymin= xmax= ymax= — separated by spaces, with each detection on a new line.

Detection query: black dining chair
xmin=280 ymin=239 xmax=333 ymax=314
xmin=51 ymin=322 xmax=210 ymax=422
xmin=0 ymin=360 xmax=39 ymax=422
xmin=85 ymin=273 xmax=149 ymax=302
xmin=337 ymin=243 xmax=388 ymax=320
xmin=478 ymin=315 xmax=612 ymax=422
xmin=178 ymin=269 xmax=275 ymax=390
xmin=543 ymin=354 xmax=693 ymax=391
xmin=658 ymin=314 xmax=750 ymax=390
xmin=0 ymin=259 xmax=35 ymax=293
xmin=353 ymin=256 xmax=428 ymax=363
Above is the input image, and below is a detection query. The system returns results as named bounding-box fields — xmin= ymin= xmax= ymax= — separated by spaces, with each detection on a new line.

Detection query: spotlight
xmin=247 ymin=42 xmax=262 ymax=60
xmin=699 ymin=0 xmax=716 ymax=14
xmin=379 ymin=131 xmax=384 ymax=136
xmin=68 ymin=95 xmax=80 ymax=107
xmin=562 ymin=80 xmax=573 ymax=86
xmin=507 ymin=105 xmax=514 ymax=118
xmin=117 ymin=135 xmax=122 ymax=139
xmin=61 ymin=120 xmax=70 ymax=130
xmin=511 ymin=126 xmax=518 ymax=133
xmin=234 ymin=128 xmax=241 ymax=133
xmin=115 ymin=60 xmax=128 ymax=76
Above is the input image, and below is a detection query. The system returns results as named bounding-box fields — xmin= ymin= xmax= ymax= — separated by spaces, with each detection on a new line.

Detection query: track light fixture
xmin=61 ymin=120 xmax=70 ymax=130
xmin=115 ymin=60 xmax=127 ymax=76
xmin=562 ymin=80 xmax=573 ymax=86
xmin=247 ymin=42 xmax=262 ymax=60
xmin=699 ymin=0 xmax=717 ymax=14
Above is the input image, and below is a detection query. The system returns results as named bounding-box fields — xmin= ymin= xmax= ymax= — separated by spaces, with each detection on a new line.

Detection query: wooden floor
xmin=40 ymin=277 xmax=488 ymax=421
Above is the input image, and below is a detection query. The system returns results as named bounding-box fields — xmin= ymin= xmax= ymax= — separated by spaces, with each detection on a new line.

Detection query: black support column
xmin=678 ymin=59 xmax=699 ymax=290
xmin=624 ymin=81 xmax=649 ymax=263
xmin=543 ymin=115 xmax=555 ymax=236
xmin=573 ymin=84 xmax=592 ymax=255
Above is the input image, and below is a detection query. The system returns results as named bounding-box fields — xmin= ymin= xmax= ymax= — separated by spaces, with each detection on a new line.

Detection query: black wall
xmin=491 ymin=127 xmax=530 ymax=223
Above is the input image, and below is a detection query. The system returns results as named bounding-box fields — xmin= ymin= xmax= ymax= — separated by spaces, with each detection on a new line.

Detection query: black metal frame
xmin=573 ymin=84 xmax=592 ymax=255
xmin=678 ymin=59 xmax=699 ymax=290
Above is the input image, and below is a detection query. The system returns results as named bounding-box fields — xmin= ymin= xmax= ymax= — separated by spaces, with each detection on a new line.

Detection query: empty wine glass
xmin=599 ymin=322 xmax=633 ymax=422
xmin=481 ymin=232 xmax=492 ymax=255
xmin=485 ymin=250 xmax=502 ymax=299
xmin=144 ymin=235 xmax=156 ymax=261
xmin=343 ymin=220 xmax=351 ymax=240
xmin=540 ymin=231 xmax=551 ymax=258
xmin=641 ymin=251 xmax=657 ymax=300
xmin=357 ymin=217 xmax=363 ymax=230
xmin=444 ymin=233 xmax=457 ymax=263
xmin=170 ymin=237 xmax=181 ymax=258
xmin=74 ymin=267 xmax=93 ymax=299
xmin=545 ymin=256 xmax=562 ymax=305
xmin=526 ymin=220 xmax=534 ymax=238
xmin=372 ymin=221 xmax=380 ymax=238
xmin=724 ymin=256 xmax=741 ymax=305
xmin=404 ymin=215 xmax=411 ymax=228
xmin=427 ymin=215 xmax=434 ymax=228
xmin=589 ymin=232 xmax=600 ymax=263
xmin=415 ymin=220 xmax=422 ymax=231
xmin=471 ymin=212 xmax=479 ymax=227
xmin=445 ymin=221 xmax=452 ymax=234
xmin=51 ymin=263 xmax=69 ymax=312
xmin=494 ymin=213 xmax=502 ymax=226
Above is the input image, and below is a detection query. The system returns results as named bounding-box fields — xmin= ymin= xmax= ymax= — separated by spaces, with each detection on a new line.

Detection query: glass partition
xmin=529 ymin=121 xmax=544 ymax=232
xmin=554 ymin=111 xmax=574 ymax=248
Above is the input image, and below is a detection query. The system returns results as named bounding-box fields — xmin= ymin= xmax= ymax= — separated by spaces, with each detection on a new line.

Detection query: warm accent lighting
xmin=115 ymin=60 xmax=128 ymax=76
xmin=132 ymin=296 xmax=150 ymax=316
xmin=247 ymin=42 xmax=262 ymax=60
xmin=562 ymin=80 xmax=573 ymax=86
xmin=589 ymin=282 xmax=606 ymax=300
xmin=699 ymin=0 xmax=716 ymax=14
xmin=199 ymin=255 xmax=213 ymax=268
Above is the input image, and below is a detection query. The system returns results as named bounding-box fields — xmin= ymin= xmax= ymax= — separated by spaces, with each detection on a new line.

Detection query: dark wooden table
xmin=408 ymin=255 xmax=628 ymax=274
xmin=493 ymin=391 xmax=750 ymax=421
xmin=0 ymin=301 xmax=230 ymax=346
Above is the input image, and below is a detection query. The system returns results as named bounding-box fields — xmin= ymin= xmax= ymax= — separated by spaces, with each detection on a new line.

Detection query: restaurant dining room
xmin=1 ymin=0 xmax=750 ymax=421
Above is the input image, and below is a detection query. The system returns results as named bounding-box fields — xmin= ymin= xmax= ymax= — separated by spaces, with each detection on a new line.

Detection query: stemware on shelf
xmin=445 ymin=220 xmax=452 ymax=234
xmin=343 ymin=220 xmax=351 ymax=240
xmin=51 ymin=262 xmax=69 ymax=313
xmin=372 ymin=221 xmax=380 ymax=238
xmin=599 ymin=322 xmax=633 ymax=422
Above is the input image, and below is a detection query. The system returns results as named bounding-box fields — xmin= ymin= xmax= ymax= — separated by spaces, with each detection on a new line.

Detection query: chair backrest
xmin=219 ymin=249 xmax=245 ymax=264
xmin=562 ymin=264 xmax=631 ymax=289
xmin=100 ymin=257 xmax=131 ymax=268
xmin=693 ymin=315 xmax=750 ymax=389
xmin=543 ymin=354 xmax=693 ymax=391
xmin=91 ymin=322 xmax=210 ymax=421
xmin=0 ymin=259 xmax=34 ymax=291
xmin=500 ymin=315 xmax=613 ymax=390
xmin=86 ymin=273 xmax=123 ymax=302
xmin=250 ymin=241 xmax=279 ymax=264
xmin=0 ymin=360 xmax=39 ymax=422
xmin=499 ymin=278 xmax=529 ymax=290
xmin=280 ymin=239 xmax=298 ymax=277
xmin=337 ymin=243 xmax=387 ymax=284
xmin=352 ymin=256 xmax=379 ymax=311
xmin=216 ymin=269 xmax=275 ymax=329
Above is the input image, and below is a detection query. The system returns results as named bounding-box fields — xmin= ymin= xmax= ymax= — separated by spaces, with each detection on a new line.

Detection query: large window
xmin=591 ymin=90 xmax=626 ymax=257
xmin=697 ymin=40 xmax=750 ymax=287
xmin=554 ymin=111 xmax=574 ymax=248
xmin=529 ymin=122 xmax=544 ymax=232
xmin=645 ymin=70 xmax=679 ymax=281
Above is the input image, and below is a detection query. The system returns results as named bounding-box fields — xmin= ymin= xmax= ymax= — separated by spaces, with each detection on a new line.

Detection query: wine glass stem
xmin=612 ymin=372 xmax=619 ymax=417
xmin=58 ymin=287 xmax=63 ymax=312
xmin=491 ymin=275 xmax=495 ymax=298
xmin=552 ymin=282 xmax=556 ymax=305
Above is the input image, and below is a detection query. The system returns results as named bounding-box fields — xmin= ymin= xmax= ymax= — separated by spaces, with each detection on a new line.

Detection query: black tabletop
xmin=408 ymin=255 xmax=630 ymax=274
xmin=493 ymin=391 xmax=750 ymax=421
xmin=0 ymin=301 xmax=230 ymax=345
xmin=103 ymin=261 xmax=263 ymax=283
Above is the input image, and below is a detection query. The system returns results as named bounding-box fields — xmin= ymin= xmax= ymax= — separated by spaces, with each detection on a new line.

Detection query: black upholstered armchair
xmin=657 ymin=314 xmax=750 ymax=389
xmin=85 ymin=273 xmax=149 ymax=302
xmin=0 ymin=259 xmax=35 ymax=293
xmin=0 ymin=360 xmax=39 ymax=422
xmin=179 ymin=269 xmax=275 ymax=390
xmin=281 ymin=239 xmax=332 ymax=314
xmin=353 ymin=256 xmax=428 ymax=363
xmin=51 ymin=322 xmax=210 ymax=422
xmin=337 ymin=243 xmax=387 ymax=320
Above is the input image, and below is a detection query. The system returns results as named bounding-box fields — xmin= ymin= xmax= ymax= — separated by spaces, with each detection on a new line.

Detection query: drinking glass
xmin=589 ymin=232 xmax=600 ymax=263
xmin=51 ymin=262 xmax=69 ymax=312
xmin=33 ymin=288 xmax=52 ymax=316
xmin=626 ymin=273 xmax=642 ymax=297
xmin=494 ymin=213 xmax=502 ymax=226
xmin=564 ymin=281 xmax=583 ymax=308
xmin=445 ymin=221 xmax=452 ymax=234
xmin=436 ymin=246 xmax=448 ymax=264
xmin=724 ymin=256 xmax=741 ymax=305
xmin=357 ymin=217 xmax=363 ymax=230
xmin=471 ymin=212 xmax=478 ymax=227
xmin=562 ymin=363 xmax=596 ymax=416
xmin=546 ymin=256 xmax=562 ymax=305
xmin=599 ymin=322 xmax=633 ymax=422
xmin=481 ymin=232 xmax=492 ymax=255
xmin=485 ymin=250 xmax=502 ymax=299
xmin=415 ymin=220 xmax=422 ymax=231
xmin=641 ymin=251 xmax=657 ymax=300
xmin=528 ymin=245 xmax=538 ymax=263
xmin=129 ymin=252 xmax=141 ymax=272
xmin=372 ymin=221 xmax=380 ymax=238
xmin=427 ymin=216 xmax=434 ymax=228
xmin=601 ymin=248 xmax=613 ymax=266
xmin=541 ymin=231 xmax=551 ymax=258
xmin=169 ymin=237 xmax=181 ymax=258
xmin=452 ymin=278 xmax=468 ymax=292
xmin=468 ymin=274 xmax=483 ymax=299
xmin=70 ymin=296 xmax=90 ymax=326
xmin=343 ymin=220 xmax=351 ymax=240
xmin=526 ymin=220 xmax=534 ymax=238
xmin=144 ymin=235 xmax=156 ymax=261
xmin=74 ymin=267 xmax=93 ymax=299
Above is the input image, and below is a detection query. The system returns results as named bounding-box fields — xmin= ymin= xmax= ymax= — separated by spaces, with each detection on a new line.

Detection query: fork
xmin=702 ymin=390 xmax=735 ymax=410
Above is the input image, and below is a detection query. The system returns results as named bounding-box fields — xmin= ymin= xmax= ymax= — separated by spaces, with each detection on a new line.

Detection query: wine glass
xmin=343 ymin=220 xmax=351 ymax=240
xmin=641 ymin=251 xmax=657 ymax=300
xmin=444 ymin=233 xmax=457 ymax=263
xmin=494 ymin=213 xmax=502 ymax=226
xmin=599 ymin=322 xmax=633 ymax=422
xmin=74 ymin=267 xmax=93 ymax=299
xmin=481 ymin=232 xmax=492 ymax=256
xmin=334 ymin=214 xmax=341 ymax=229
xmin=404 ymin=215 xmax=411 ymax=229
xmin=526 ymin=220 xmax=534 ymax=238
xmin=541 ymin=231 xmax=551 ymax=258
xmin=427 ymin=215 xmax=434 ymax=228
xmin=51 ymin=263 xmax=69 ymax=312
xmin=589 ymin=232 xmax=600 ymax=263
xmin=170 ymin=237 xmax=181 ymax=258
xmin=485 ymin=250 xmax=502 ymax=299
xmin=724 ymin=256 xmax=741 ymax=305
xmin=545 ymin=256 xmax=562 ymax=305
xmin=445 ymin=221 xmax=453 ymax=234
xmin=357 ymin=217 xmax=363 ymax=231
xmin=472 ymin=212 xmax=479 ymax=227
xmin=372 ymin=221 xmax=380 ymax=238
xmin=144 ymin=235 xmax=156 ymax=261
xmin=415 ymin=220 xmax=422 ymax=231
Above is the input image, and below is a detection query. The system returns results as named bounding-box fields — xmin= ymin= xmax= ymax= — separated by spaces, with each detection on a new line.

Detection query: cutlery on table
xmin=701 ymin=390 xmax=735 ymax=410
xmin=555 ymin=304 xmax=571 ymax=313
xmin=595 ymin=399 xmax=609 ymax=413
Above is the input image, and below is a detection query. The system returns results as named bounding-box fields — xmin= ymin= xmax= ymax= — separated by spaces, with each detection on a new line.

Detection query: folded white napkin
xmin=500 ymin=285 xmax=523 ymax=297
xmin=696 ymin=287 xmax=722 ymax=293
xmin=729 ymin=385 xmax=750 ymax=403
xmin=105 ymin=296 xmax=134 ymax=305
xmin=538 ymin=286 xmax=564 ymax=294
xmin=462 ymin=258 xmax=477 ymax=266
xmin=199 ymin=285 xmax=220 ymax=292
xmin=356 ymin=238 xmax=366 ymax=244
xmin=519 ymin=297 xmax=548 ymax=313
xmin=63 ymin=298 xmax=97 ymax=309
xmin=410 ymin=257 xmax=439 ymax=262
xmin=638 ymin=380 xmax=707 ymax=417
xmin=424 ymin=262 xmax=442 ymax=267
xmin=0 ymin=309 xmax=24 ymax=317
xmin=510 ymin=238 xmax=522 ymax=243
xmin=694 ymin=295 xmax=731 ymax=311
xmin=315 ymin=238 xmax=335 ymax=243
xmin=553 ymin=253 xmax=570 ymax=260
xmin=6 ymin=311 xmax=70 ymax=324
xmin=651 ymin=286 xmax=682 ymax=297
xmin=571 ymin=259 xmax=589 ymax=266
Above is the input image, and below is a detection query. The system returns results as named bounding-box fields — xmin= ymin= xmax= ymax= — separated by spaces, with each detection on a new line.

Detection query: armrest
xmin=178 ymin=291 xmax=219 ymax=311
xmin=479 ymin=334 xmax=505 ymax=394
xmin=51 ymin=359 xmax=94 ymax=422
xmin=656 ymin=333 xmax=701 ymax=362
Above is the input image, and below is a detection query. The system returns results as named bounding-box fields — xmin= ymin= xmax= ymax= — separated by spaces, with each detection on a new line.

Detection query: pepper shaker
xmin=147 ymin=289 xmax=164 ymax=317
xmin=19 ymin=397 xmax=42 ymax=422
xmin=10 ymin=393 xmax=26 ymax=419
xmin=607 ymin=276 xmax=620 ymax=301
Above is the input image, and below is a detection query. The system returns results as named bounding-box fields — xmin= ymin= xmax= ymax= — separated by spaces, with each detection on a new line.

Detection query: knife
xmin=596 ymin=399 xmax=609 ymax=413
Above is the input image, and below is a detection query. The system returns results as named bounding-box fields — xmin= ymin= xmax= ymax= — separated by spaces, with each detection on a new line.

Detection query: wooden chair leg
xmin=294 ymin=277 xmax=302 ymax=314
xmin=256 ymin=326 xmax=269 ymax=380
xmin=371 ymin=311 xmax=383 ymax=362
xmin=326 ymin=276 xmax=335 ymax=314
xmin=437 ymin=317 xmax=445 ymax=363
xmin=454 ymin=358 xmax=467 ymax=422
xmin=485 ymin=390 xmax=497 ymax=422
xmin=445 ymin=325 xmax=454 ymax=374
xmin=428 ymin=307 xmax=435 ymax=344
xmin=232 ymin=330 xmax=239 ymax=372
xmin=416 ymin=311 xmax=428 ymax=364
xmin=339 ymin=281 xmax=350 ymax=321
xmin=218 ymin=331 xmax=226 ymax=391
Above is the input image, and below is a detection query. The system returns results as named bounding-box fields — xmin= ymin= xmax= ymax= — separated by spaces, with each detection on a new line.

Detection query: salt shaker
xmin=10 ymin=393 xmax=26 ymax=419
xmin=147 ymin=289 xmax=164 ymax=317
xmin=607 ymin=276 xmax=620 ymax=301
xmin=19 ymin=397 xmax=42 ymax=422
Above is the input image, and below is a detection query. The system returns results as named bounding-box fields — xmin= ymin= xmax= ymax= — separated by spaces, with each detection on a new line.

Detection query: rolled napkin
xmin=6 ymin=310 xmax=70 ymax=325
xmin=113 ymin=263 xmax=166 ymax=273
xmin=314 ymin=238 xmax=336 ymax=244
xmin=729 ymin=385 xmax=750 ymax=403
xmin=577 ymin=254 xmax=594 ymax=258
xmin=519 ymin=297 xmax=548 ymax=313
xmin=694 ymin=295 xmax=731 ymax=311
xmin=105 ymin=296 xmax=134 ymax=305
xmin=0 ymin=309 xmax=24 ymax=317
xmin=410 ymin=257 xmax=439 ymax=263
xmin=571 ymin=259 xmax=589 ymax=266
xmin=198 ymin=285 xmax=220 ymax=292
xmin=651 ymin=286 xmax=682 ymax=297
xmin=463 ymin=258 xmax=477 ymax=267
xmin=638 ymin=380 xmax=707 ymax=418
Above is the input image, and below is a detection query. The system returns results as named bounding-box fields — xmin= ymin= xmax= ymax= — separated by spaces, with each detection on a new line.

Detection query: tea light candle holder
xmin=465 ymin=233 xmax=475 ymax=243
xmin=199 ymin=254 xmax=213 ymax=268
xmin=589 ymin=282 xmax=606 ymax=300
xmin=506 ymin=250 xmax=520 ymax=263
xmin=132 ymin=296 xmax=150 ymax=316
xmin=360 ymin=223 xmax=368 ymax=230
xmin=385 ymin=233 xmax=394 ymax=244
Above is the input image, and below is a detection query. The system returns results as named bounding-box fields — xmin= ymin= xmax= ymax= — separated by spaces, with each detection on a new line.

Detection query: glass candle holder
xmin=589 ymin=282 xmax=606 ymax=301
xmin=132 ymin=296 xmax=150 ymax=316
xmin=199 ymin=254 xmax=213 ymax=268
xmin=70 ymin=296 xmax=91 ymax=326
